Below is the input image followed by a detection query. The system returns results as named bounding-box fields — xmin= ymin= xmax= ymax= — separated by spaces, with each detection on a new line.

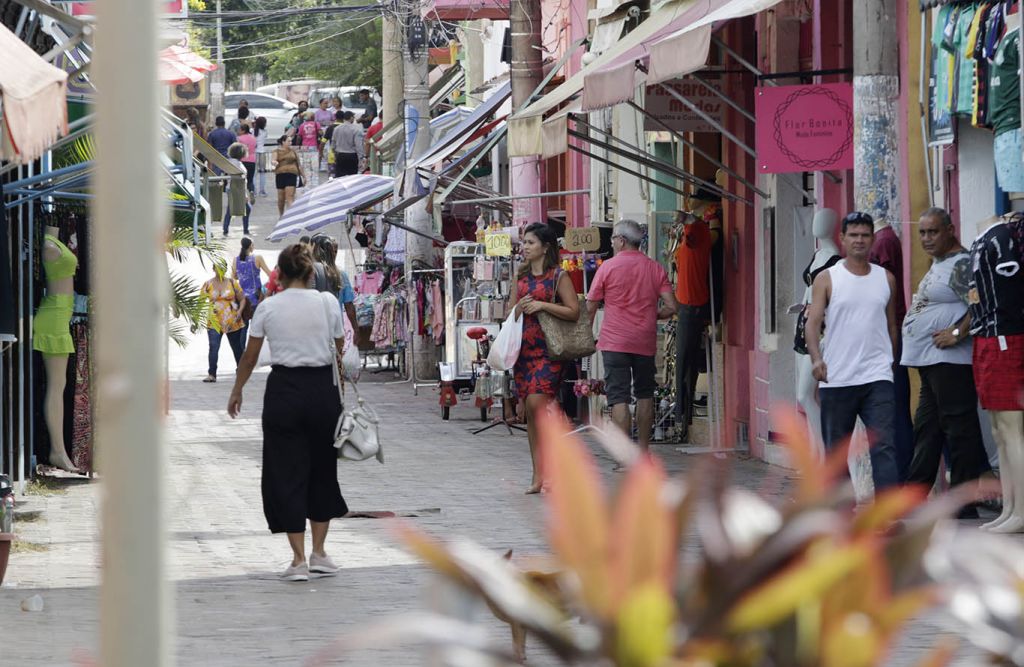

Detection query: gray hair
xmin=920 ymin=207 xmax=953 ymax=228
xmin=613 ymin=219 xmax=645 ymax=247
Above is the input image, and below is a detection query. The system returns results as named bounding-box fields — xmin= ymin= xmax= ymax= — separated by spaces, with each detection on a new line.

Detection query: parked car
xmin=310 ymin=86 xmax=381 ymax=121
xmin=223 ymin=92 xmax=297 ymax=143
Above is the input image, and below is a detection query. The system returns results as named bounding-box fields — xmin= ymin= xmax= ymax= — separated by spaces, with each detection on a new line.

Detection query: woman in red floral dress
xmin=510 ymin=223 xmax=581 ymax=494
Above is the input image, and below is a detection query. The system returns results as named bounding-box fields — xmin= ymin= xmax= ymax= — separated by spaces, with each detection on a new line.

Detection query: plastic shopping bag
xmin=341 ymin=313 xmax=362 ymax=380
xmin=486 ymin=309 xmax=523 ymax=372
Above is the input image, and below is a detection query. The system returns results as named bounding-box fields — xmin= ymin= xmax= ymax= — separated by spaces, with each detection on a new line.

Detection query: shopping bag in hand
xmin=486 ymin=310 xmax=523 ymax=372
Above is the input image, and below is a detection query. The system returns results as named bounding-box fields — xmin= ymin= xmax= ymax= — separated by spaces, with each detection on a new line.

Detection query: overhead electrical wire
xmin=218 ymin=14 xmax=380 ymax=61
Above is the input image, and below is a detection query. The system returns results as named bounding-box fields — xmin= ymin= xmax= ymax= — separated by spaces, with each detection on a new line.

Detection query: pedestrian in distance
xmin=207 ymin=116 xmax=235 ymax=159
xmin=805 ymin=211 xmax=902 ymax=493
xmin=509 ymin=223 xmax=581 ymax=494
xmin=271 ymin=135 xmax=304 ymax=217
xmin=229 ymin=105 xmax=250 ymax=135
xmin=901 ymin=207 xmax=992 ymax=516
xmin=232 ymin=236 xmax=272 ymax=313
xmin=228 ymin=244 xmax=349 ymax=582
xmin=223 ymin=143 xmax=252 ymax=236
xmin=253 ymin=116 xmax=269 ymax=196
xmin=297 ymin=110 xmax=321 ymax=187
xmin=202 ymin=263 xmax=247 ymax=383
xmin=236 ymin=122 xmax=257 ymax=195
xmin=357 ymin=88 xmax=377 ymax=128
xmin=331 ymin=110 xmax=364 ymax=179
xmin=586 ymin=220 xmax=677 ymax=449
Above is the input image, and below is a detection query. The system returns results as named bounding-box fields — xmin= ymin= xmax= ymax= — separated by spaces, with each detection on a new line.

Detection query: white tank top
xmin=821 ymin=261 xmax=893 ymax=388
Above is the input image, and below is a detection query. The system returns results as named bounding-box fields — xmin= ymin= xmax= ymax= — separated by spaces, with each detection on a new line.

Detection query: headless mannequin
xmin=41 ymin=225 xmax=77 ymax=473
xmin=794 ymin=209 xmax=839 ymax=454
xmin=974 ymin=216 xmax=1024 ymax=533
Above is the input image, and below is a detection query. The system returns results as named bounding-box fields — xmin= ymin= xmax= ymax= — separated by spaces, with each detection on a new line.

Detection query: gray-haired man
xmin=587 ymin=220 xmax=677 ymax=448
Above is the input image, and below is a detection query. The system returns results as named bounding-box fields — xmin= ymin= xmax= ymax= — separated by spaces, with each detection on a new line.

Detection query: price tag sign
xmin=565 ymin=227 xmax=600 ymax=252
xmin=485 ymin=232 xmax=512 ymax=257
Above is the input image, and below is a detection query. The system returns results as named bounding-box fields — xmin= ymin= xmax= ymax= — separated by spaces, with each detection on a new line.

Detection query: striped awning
xmin=267 ymin=174 xmax=394 ymax=242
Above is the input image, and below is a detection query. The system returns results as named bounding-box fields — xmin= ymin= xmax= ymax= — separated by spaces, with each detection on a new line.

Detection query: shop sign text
xmin=755 ymin=83 xmax=854 ymax=174
xmin=643 ymin=78 xmax=724 ymax=133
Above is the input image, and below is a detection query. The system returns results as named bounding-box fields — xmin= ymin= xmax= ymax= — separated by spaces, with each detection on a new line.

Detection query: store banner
xmin=755 ymin=83 xmax=854 ymax=174
xmin=644 ymin=78 xmax=724 ymax=133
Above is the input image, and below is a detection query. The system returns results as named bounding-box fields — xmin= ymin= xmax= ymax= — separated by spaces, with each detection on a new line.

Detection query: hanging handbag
xmin=232 ymin=281 xmax=254 ymax=323
xmin=536 ymin=269 xmax=596 ymax=361
xmin=321 ymin=296 xmax=383 ymax=463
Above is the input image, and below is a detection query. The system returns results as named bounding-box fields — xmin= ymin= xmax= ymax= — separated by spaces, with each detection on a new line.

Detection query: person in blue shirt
xmin=207 ymin=116 xmax=235 ymax=156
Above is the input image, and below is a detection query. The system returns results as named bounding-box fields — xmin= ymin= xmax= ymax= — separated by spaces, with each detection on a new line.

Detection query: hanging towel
xmin=0 ymin=23 xmax=68 ymax=163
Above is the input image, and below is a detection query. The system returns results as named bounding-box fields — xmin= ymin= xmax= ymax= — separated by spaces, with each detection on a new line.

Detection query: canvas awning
xmin=373 ymin=64 xmax=466 ymax=160
xmin=158 ymin=45 xmax=216 ymax=85
xmin=0 ymin=22 xmax=68 ymax=163
xmin=509 ymin=0 xmax=787 ymax=156
xmin=424 ymin=0 xmax=510 ymax=20
xmin=508 ymin=0 xmax=701 ymax=157
xmin=407 ymin=80 xmax=510 ymax=170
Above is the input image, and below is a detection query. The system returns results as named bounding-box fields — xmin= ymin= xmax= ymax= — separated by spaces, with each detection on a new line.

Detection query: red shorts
xmin=973 ymin=334 xmax=1024 ymax=411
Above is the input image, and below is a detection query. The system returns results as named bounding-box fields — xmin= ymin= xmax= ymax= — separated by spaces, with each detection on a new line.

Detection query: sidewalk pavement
xmin=0 ymin=193 xmax=990 ymax=665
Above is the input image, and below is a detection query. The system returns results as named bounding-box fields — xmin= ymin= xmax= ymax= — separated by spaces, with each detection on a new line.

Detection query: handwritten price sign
xmin=565 ymin=227 xmax=600 ymax=252
xmin=485 ymin=233 xmax=512 ymax=257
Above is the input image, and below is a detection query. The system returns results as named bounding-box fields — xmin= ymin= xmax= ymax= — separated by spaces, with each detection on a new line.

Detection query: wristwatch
xmin=952 ymin=327 xmax=962 ymax=340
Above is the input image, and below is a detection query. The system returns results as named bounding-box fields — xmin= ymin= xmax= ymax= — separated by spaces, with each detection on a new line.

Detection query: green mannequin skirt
xmin=33 ymin=294 xmax=75 ymax=355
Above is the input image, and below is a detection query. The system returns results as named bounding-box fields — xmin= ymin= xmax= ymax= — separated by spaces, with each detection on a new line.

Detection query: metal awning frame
xmin=429 ymin=37 xmax=589 ymax=227
xmin=568 ymin=141 xmax=692 ymax=201
xmin=569 ymin=117 xmax=752 ymax=205
xmin=624 ymin=100 xmax=767 ymax=199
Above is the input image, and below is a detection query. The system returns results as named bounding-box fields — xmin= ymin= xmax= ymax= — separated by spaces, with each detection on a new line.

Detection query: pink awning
xmin=158 ymin=45 xmax=216 ymax=85
xmin=581 ymin=0 xmax=788 ymax=110
xmin=580 ymin=0 xmax=729 ymax=111
xmin=424 ymin=0 xmax=509 ymax=20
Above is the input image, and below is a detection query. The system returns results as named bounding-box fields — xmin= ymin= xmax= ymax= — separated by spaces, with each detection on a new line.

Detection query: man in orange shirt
xmin=674 ymin=208 xmax=712 ymax=440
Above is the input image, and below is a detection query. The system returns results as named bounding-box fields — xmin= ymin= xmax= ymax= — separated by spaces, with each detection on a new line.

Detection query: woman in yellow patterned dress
xmin=202 ymin=265 xmax=247 ymax=383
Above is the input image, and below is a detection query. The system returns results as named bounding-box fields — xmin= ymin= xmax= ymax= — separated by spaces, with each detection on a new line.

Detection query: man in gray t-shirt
xmin=901 ymin=207 xmax=989 ymax=509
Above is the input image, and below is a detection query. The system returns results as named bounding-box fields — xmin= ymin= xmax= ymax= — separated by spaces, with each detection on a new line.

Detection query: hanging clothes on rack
xmin=70 ymin=319 xmax=92 ymax=472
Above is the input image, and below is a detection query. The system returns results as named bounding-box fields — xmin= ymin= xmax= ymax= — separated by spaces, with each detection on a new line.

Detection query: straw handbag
xmin=537 ymin=270 xmax=596 ymax=361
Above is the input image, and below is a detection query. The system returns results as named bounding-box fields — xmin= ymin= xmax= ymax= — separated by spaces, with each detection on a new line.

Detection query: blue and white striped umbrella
xmin=267 ymin=174 xmax=394 ymax=242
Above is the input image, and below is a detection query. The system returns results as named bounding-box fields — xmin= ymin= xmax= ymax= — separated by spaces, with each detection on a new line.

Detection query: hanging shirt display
xmin=954 ymin=4 xmax=978 ymax=115
xmin=989 ymin=25 xmax=1021 ymax=134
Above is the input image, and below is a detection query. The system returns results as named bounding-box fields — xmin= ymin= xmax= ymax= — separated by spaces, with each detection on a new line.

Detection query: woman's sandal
xmin=203 ymin=375 xmax=217 ymax=383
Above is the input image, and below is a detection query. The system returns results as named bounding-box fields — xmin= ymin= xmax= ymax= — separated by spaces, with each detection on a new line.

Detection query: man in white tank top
xmin=805 ymin=212 xmax=901 ymax=492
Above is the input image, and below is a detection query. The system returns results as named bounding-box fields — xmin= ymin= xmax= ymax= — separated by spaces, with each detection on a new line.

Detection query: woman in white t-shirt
xmin=228 ymin=244 xmax=348 ymax=582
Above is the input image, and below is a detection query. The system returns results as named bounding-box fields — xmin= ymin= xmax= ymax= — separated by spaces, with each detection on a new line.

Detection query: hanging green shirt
xmin=932 ymin=5 xmax=955 ymax=115
xmin=953 ymin=5 xmax=977 ymax=115
xmin=989 ymin=27 xmax=1021 ymax=134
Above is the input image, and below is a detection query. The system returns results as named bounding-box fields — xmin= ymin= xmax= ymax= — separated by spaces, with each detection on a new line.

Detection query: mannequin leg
xmin=985 ymin=411 xmax=1024 ymax=534
xmin=795 ymin=353 xmax=824 ymax=461
xmin=43 ymin=353 xmax=77 ymax=472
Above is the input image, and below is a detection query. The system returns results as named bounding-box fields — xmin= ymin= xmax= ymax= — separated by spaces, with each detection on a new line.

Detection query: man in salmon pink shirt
xmin=587 ymin=219 xmax=677 ymax=449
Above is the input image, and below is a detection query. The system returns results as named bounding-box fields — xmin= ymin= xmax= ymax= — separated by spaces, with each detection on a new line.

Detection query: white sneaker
xmin=281 ymin=561 xmax=309 ymax=582
xmin=309 ymin=552 xmax=339 ymax=574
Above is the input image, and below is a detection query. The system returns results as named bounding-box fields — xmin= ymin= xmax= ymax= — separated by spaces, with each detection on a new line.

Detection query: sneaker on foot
xmin=309 ymin=552 xmax=339 ymax=574
xmin=281 ymin=561 xmax=309 ymax=581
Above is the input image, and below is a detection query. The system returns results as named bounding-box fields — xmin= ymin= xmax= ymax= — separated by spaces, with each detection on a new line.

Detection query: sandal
xmin=203 ymin=375 xmax=216 ymax=383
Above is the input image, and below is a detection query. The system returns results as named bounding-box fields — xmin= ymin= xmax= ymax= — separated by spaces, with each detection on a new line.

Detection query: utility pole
xmin=402 ymin=2 xmax=435 ymax=379
xmin=464 ymin=20 xmax=485 ymax=108
xmin=95 ymin=0 xmax=170 ymax=663
xmin=210 ymin=0 xmax=225 ymax=121
xmin=382 ymin=7 xmax=404 ymax=129
xmin=510 ymin=0 xmax=544 ymax=226
xmin=852 ymin=0 xmax=900 ymax=229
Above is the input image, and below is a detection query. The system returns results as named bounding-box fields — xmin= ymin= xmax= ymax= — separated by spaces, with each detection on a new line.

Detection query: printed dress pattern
xmin=514 ymin=268 xmax=564 ymax=397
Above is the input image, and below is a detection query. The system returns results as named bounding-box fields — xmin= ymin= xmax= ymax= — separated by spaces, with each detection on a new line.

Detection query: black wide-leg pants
xmin=262 ymin=365 xmax=348 ymax=533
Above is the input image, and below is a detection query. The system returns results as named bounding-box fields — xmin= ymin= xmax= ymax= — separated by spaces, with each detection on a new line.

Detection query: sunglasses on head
xmin=843 ymin=212 xmax=874 ymax=226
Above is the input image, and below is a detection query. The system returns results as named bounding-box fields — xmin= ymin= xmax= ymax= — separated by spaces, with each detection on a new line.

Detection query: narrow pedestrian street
xmin=0 ymin=196 xmax=994 ymax=665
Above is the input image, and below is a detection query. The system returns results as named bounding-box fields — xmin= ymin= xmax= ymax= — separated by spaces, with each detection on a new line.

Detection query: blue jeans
xmin=223 ymin=201 xmax=251 ymax=235
xmin=208 ymin=326 xmax=246 ymax=377
xmin=820 ymin=380 xmax=900 ymax=491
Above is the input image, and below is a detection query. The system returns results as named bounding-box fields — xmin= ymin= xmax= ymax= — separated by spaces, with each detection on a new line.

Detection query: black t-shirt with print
xmin=969 ymin=218 xmax=1024 ymax=337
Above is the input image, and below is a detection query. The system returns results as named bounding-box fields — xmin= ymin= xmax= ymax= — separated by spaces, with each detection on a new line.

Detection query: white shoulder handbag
xmin=321 ymin=296 xmax=383 ymax=463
